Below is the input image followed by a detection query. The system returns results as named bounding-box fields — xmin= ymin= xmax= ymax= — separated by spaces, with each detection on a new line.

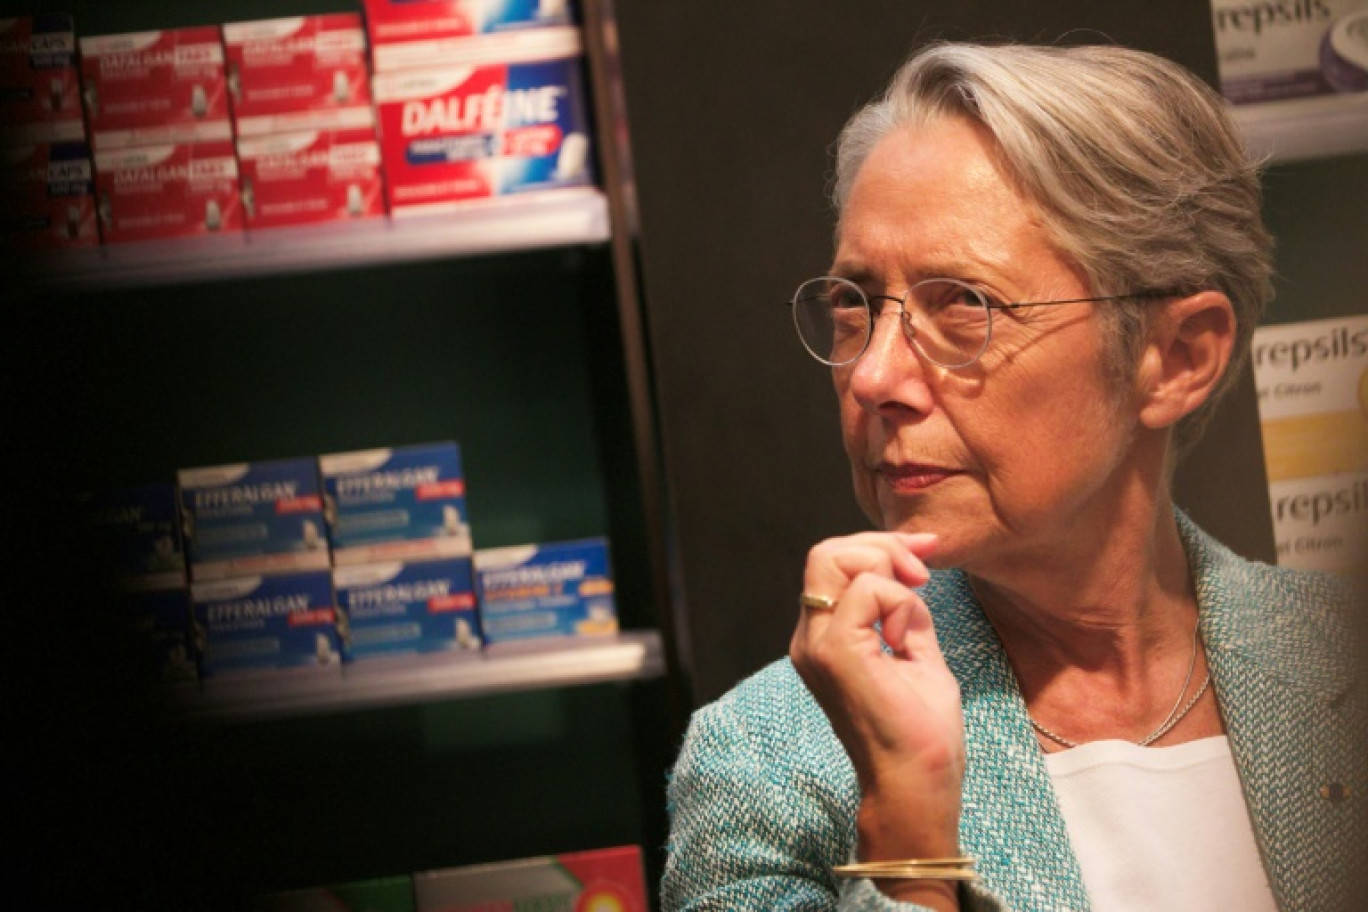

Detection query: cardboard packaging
xmin=363 ymin=0 xmax=575 ymax=72
xmin=413 ymin=845 xmax=647 ymax=912
xmin=248 ymin=875 xmax=415 ymax=912
xmin=191 ymin=569 xmax=342 ymax=678
xmin=474 ymin=537 xmax=617 ymax=646
xmin=333 ymin=557 xmax=481 ymax=663
xmin=79 ymin=26 xmax=233 ymax=151
xmin=371 ymin=29 xmax=594 ymax=216
xmin=1 ymin=140 xmax=98 ymax=250
xmin=223 ymin=13 xmax=376 ymax=137
xmin=92 ymin=139 xmax=242 ymax=243
xmin=178 ymin=458 xmax=331 ymax=581
xmin=0 ymin=14 xmax=85 ymax=147
xmin=320 ymin=443 xmax=472 ymax=565
xmin=80 ymin=482 xmax=187 ymax=590
xmin=1213 ymin=0 xmax=1368 ymax=103
xmin=237 ymin=127 xmax=386 ymax=229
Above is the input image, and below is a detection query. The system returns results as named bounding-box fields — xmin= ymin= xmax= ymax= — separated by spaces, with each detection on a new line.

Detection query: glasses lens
xmin=908 ymin=279 xmax=991 ymax=368
xmin=792 ymin=277 xmax=869 ymax=365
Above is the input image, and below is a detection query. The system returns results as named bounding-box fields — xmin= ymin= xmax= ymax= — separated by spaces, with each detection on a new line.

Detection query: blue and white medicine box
xmin=473 ymin=537 xmax=617 ymax=645
xmin=319 ymin=442 xmax=473 ymax=566
xmin=81 ymin=482 xmax=187 ymax=590
xmin=190 ymin=570 xmax=341 ymax=678
xmin=333 ymin=557 xmax=481 ymax=663
xmin=122 ymin=586 xmax=199 ymax=686
xmin=178 ymin=458 xmax=330 ymax=581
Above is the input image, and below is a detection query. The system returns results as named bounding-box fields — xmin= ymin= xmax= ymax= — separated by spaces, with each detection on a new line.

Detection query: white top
xmin=1044 ymin=735 xmax=1278 ymax=911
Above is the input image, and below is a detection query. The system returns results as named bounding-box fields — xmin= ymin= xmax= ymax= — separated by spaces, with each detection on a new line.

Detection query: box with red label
xmin=363 ymin=0 xmax=575 ymax=72
xmin=413 ymin=845 xmax=647 ymax=912
xmin=191 ymin=570 xmax=343 ymax=680
xmin=238 ymin=128 xmax=385 ymax=229
xmin=1 ymin=141 xmax=98 ymax=250
xmin=371 ymin=33 xmax=593 ymax=216
xmin=93 ymin=140 xmax=242 ymax=243
xmin=0 ymin=14 xmax=85 ymax=146
xmin=223 ymin=14 xmax=376 ymax=137
xmin=333 ymin=557 xmax=481 ymax=664
xmin=79 ymin=27 xmax=232 ymax=151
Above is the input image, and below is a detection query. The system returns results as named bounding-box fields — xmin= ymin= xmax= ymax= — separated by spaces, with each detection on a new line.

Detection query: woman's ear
xmin=1136 ymin=291 xmax=1237 ymax=431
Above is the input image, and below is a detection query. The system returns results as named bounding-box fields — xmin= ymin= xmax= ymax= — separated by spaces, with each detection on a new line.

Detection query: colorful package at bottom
xmin=320 ymin=443 xmax=472 ymax=565
xmin=79 ymin=482 xmax=187 ymax=590
xmin=191 ymin=570 xmax=341 ymax=678
xmin=78 ymin=27 xmax=232 ymax=151
xmin=333 ymin=557 xmax=481 ymax=663
xmin=248 ymin=874 xmax=415 ymax=912
xmin=93 ymin=140 xmax=242 ymax=243
xmin=0 ymin=14 xmax=85 ymax=146
xmin=178 ymin=458 xmax=330 ymax=581
xmin=414 ymin=845 xmax=647 ymax=912
xmin=1 ymin=141 xmax=98 ymax=250
xmin=363 ymin=0 xmax=574 ymax=72
xmin=473 ymin=537 xmax=616 ymax=645
xmin=237 ymin=127 xmax=386 ymax=229
xmin=223 ymin=13 xmax=375 ymax=137
xmin=1213 ymin=0 xmax=1368 ymax=103
xmin=371 ymin=33 xmax=594 ymax=216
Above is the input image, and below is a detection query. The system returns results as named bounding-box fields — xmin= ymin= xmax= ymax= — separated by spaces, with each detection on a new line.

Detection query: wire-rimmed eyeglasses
xmin=788 ymin=275 xmax=1174 ymax=369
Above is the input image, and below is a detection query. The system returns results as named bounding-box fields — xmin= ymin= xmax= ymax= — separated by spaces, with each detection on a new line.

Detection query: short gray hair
xmin=833 ymin=42 xmax=1274 ymax=453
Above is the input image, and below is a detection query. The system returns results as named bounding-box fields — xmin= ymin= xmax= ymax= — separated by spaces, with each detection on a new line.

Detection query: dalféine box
xmin=320 ymin=443 xmax=473 ymax=565
xmin=237 ymin=127 xmax=386 ymax=229
xmin=78 ymin=26 xmax=233 ymax=151
xmin=413 ymin=845 xmax=647 ymax=912
xmin=178 ymin=458 xmax=331 ymax=581
xmin=473 ymin=537 xmax=617 ymax=646
xmin=363 ymin=0 xmax=575 ymax=72
xmin=93 ymin=139 xmax=242 ymax=243
xmin=371 ymin=30 xmax=594 ymax=216
xmin=223 ymin=13 xmax=376 ymax=137
xmin=0 ymin=14 xmax=85 ymax=146
xmin=333 ymin=557 xmax=481 ymax=663
xmin=190 ymin=570 xmax=342 ymax=678
xmin=1 ymin=141 xmax=98 ymax=250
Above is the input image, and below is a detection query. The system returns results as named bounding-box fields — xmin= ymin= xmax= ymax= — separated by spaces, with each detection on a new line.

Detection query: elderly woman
xmin=661 ymin=41 xmax=1364 ymax=912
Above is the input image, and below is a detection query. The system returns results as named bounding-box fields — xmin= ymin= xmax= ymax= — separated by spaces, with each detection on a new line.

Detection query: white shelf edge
xmin=1231 ymin=94 xmax=1368 ymax=164
xmin=181 ymin=629 xmax=664 ymax=722
xmin=30 ymin=187 xmax=611 ymax=291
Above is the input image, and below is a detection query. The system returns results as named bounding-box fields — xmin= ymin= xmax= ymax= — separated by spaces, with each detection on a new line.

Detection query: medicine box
xmin=1 ymin=141 xmax=98 ymax=250
xmin=237 ymin=127 xmax=386 ymax=229
xmin=78 ymin=27 xmax=232 ymax=151
xmin=363 ymin=0 xmax=575 ymax=72
xmin=1213 ymin=0 xmax=1368 ymax=104
xmin=473 ymin=537 xmax=617 ymax=645
xmin=333 ymin=557 xmax=481 ymax=663
xmin=371 ymin=33 xmax=594 ymax=216
xmin=178 ymin=458 xmax=330 ymax=581
xmin=414 ymin=845 xmax=648 ymax=912
xmin=248 ymin=875 xmax=415 ymax=912
xmin=120 ymin=586 xmax=199 ymax=686
xmin=80 ymin=482 xmax=187 ymax=590
xmin=320 ymin=443 xmax=472 ymax=565
xmin=191 ymin=570 xmax=342 ymax=678
xmin=0 ymin=14 xmax=85 ymax=146
xmin=92 ymin=139 xmax=242 ymax=243
xmin=223 ymin=14 xmax=376 ymax=137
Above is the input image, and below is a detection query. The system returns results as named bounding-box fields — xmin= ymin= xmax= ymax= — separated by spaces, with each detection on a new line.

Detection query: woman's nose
xmin=845 ymin=306 xmax=931 ymax=410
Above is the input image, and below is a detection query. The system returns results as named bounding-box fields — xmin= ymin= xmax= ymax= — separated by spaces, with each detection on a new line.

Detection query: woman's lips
xmin=876 ymin=462 xmax=961 ymax=491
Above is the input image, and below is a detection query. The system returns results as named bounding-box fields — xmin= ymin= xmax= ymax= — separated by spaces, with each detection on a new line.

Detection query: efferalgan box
xmin=191 ymin=569 xmax=342 ymax=679
xmin=473 ymin=536 xmax=617 ymax=646
xmin=333 ymin=557 xmax=481 ymax=664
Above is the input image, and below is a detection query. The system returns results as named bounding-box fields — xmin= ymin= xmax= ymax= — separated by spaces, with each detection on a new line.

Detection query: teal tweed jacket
xmin=662 ymin=514 xmax=1366 ymax=911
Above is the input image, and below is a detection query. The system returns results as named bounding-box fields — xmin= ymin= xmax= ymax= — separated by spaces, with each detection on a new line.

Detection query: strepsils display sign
xmin=474 ymin=537 xmax=617 ymax=645
xmin=1 ymin=141 xmax=98 ymax=250
xmin=80 ymin=482 xmax=186 ymax=590
xmin=1212 ymin=0 xmax=1368 ymax=103
xmin=363 ymin=0 xmax=574 ymax=72
xmin=222 ymin=14 xmax=376 ymax=137
xmin=1251 ymin=314 xmax=1368 ymax=575
xmin=333 ymin=557 xmax=481 ymax=662
xmin=191 ymin=570 xmax=341 ymax=677
xmin=372 ymin=38 xmax=593 ymax=214
xmin=237 ymin=128 xmax=386 ymax=229
xmin=0 ymin=14 xmax=85 ymax=145
xmin=320 ymin=442 xmax=473 ymax=565
xmin=178 ymin=458 xmax=331 ymax=581
xmin=93 ymin=140 xmax=242 ymax=242
xmin=79 ymin=27 xmax=232 ymax=150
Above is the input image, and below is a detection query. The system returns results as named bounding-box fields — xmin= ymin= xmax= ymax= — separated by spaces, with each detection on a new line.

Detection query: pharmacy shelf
xmin=1232 ymin=94 xmax=1368 ymax=164
xmin=184 ymin=629 xmax=665 ymax=722
xmin=28 ymin=187 xmax=611 ymax=291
